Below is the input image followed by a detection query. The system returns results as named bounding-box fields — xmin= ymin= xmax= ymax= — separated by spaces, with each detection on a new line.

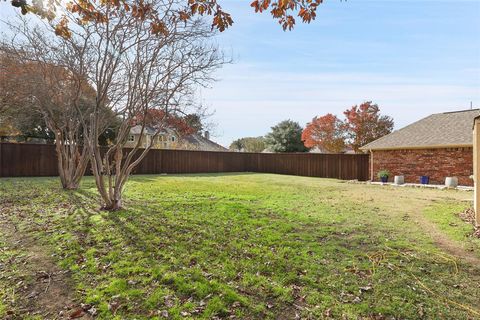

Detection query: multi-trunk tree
xmin=2 ymin=1 xmax=223 ymax=209
xmin=48 ymin=1 xmax=223 ymax=210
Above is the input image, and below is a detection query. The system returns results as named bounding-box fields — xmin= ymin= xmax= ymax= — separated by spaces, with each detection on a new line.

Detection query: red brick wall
xmin=371 ymin=147 xmax=473 ymax=186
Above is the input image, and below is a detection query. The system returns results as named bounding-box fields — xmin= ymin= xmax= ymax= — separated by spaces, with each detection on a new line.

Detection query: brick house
xmin=360 ymin=109 xmax=479 ymax=186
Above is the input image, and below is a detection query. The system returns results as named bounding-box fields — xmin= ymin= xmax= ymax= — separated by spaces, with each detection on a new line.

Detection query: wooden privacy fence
xmin=0 ymin=143 xmax=370 ymax=181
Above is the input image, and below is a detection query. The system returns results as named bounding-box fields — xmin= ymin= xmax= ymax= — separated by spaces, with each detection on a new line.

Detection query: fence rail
xmin=0 ymin=143 xmax=369 ymax=181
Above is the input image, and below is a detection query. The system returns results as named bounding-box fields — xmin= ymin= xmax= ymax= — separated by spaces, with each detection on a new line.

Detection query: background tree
xmin=229 ymin=136 xmax=266 ymax=153
xmin=133 ymin=109 xmax=197 ymax=138
xmin=0 ymin=47 xmax=98 ymax=189
xmin=0 ymin=106 xmax=55 ymax=142
xmin=302 ymin=114 xmax=346 ymax=153
xmin=184 ymin=113 xmax=204 ymax=134
xmin=229 ymin=139 xmax=244 ymax=152
xmin=97 ymin=117 xmax=123 ymax=146
xmin=265 ymin=120 xmax=307 ymax=153
xmin=343 ymin=101 xmax=394 ymax=153
xmin=0 ymin=103 xmax=120 ymax=146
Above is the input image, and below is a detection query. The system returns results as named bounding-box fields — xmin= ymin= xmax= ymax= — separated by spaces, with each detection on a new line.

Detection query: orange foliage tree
xmin=343 ymin=101 xmax=394 ymax=153
xmin=301 ymin=113 xmax=346 ymax=153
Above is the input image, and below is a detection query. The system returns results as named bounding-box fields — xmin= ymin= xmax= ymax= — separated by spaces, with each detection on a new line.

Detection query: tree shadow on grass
xmin=42 ymin=180 xmax=480 ymax=319
xmin=61 ymin=187 xmax=107 ymax=249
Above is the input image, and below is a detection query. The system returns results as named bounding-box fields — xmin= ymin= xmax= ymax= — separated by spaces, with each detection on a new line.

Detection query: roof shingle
xmin=183 ymin=133 xmax=227 ymax=151
xmin=360 ymin=109 xmax=479 ymax=150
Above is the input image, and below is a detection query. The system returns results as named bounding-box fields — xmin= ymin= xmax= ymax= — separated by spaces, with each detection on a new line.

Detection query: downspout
xmin=370 ymin=149 xmax=374 ymax=182
xmin=474 ymin=117 xmax=480 ymax=227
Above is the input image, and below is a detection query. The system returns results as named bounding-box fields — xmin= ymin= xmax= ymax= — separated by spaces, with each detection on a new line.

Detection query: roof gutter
xmin=360 ymin=143 xmax=472 ymax=152
xmin=474 ymin=115 xmax=480 ymax=129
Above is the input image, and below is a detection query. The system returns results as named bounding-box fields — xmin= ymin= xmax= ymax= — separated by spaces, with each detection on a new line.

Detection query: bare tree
xmin=52 ymin=1 xmax=224 ymax=210
xmin=0 ymin=37 xmax=97 ymax=189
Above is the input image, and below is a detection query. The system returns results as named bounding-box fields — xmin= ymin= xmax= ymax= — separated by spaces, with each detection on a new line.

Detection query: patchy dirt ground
xmin=0 ymin=216 xmax=92 ymax=319
xmin=407 ymin=206 xmax=480 ymax=265
xmin=345 ymin=183 xmax=480 ymax=264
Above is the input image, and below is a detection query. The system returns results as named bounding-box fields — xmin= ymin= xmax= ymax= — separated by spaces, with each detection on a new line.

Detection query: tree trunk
xmin=55 ymin=138 xmax=89 ymax=190
xmin=95 ymin=179 xmax=124 ymax=211
xmin=89 ymin=143 xmax=126 ymax=211
xmin=62 ymin=179 xmax=81 ymax=190
xmin=90 ymin=142 xmax=146 ymax=211
xmin=101 ymin=198 xmax=122 ymax=211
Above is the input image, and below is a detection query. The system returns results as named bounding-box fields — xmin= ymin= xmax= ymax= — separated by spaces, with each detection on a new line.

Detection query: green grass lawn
xmin=1 ymin=173 xmax=479 ymax=319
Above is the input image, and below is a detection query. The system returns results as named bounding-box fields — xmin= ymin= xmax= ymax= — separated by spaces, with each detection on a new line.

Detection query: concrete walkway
xmin=369 ymin=181 xmax=474 ymax=191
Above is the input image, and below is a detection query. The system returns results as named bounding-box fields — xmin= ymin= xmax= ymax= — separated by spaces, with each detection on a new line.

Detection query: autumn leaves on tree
xmin=302 ymin=102 xmax=394 ymax=153
xmin=302 ymin=114 xmax=346 ymax=153
xmin=8 ymin=0 xmax=326 ymax=36
xmin=230 ymin=102 xmax=393 ymax=154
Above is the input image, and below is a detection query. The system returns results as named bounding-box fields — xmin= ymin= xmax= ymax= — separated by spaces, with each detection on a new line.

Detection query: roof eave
xmin=360 ymin=143 xmax=472 ymax=151
xmin=473 ymin=115 xmax=480 ymax=129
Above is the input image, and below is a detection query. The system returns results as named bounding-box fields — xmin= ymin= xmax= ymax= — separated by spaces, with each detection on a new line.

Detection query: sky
xmin=1 ymin=1 xmax=480 ymax=147
xmin=199 ymin=0 xmax=480 ymax=147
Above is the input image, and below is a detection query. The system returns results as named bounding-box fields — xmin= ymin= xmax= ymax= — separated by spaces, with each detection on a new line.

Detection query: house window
xmin=128 ymin=135 xmax=135 ymax=142
xmin=171 ymin=136 xmax=176 ymax=142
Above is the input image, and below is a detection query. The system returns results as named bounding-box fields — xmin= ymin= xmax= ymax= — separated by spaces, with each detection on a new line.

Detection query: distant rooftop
xmin=183 ymin=133 xmax=227 ymax=152
xmin=361 ymin=109 xmax=479 ymax=151
xmin=130 ymin=125 xmax=175 ymax=136
xmin=130 ymin=125 xmax=226 ymax=151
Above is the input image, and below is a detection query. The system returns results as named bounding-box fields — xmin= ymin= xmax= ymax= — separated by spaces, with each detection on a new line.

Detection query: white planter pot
xmin=394 ymin=175 xmax=404 ymax=185
xmin=445 ymin=177 xmax=458 ymax=188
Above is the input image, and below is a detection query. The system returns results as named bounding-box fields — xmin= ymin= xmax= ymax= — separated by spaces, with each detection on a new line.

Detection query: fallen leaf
xmin=160 ymin=310 xmax=169 ymax=318
xmin=69 ymin=308 xmax=85 ymax=319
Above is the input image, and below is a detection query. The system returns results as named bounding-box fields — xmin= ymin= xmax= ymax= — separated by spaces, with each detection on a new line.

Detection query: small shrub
xmin=377 ymin=170 xmax=390 ymax=179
